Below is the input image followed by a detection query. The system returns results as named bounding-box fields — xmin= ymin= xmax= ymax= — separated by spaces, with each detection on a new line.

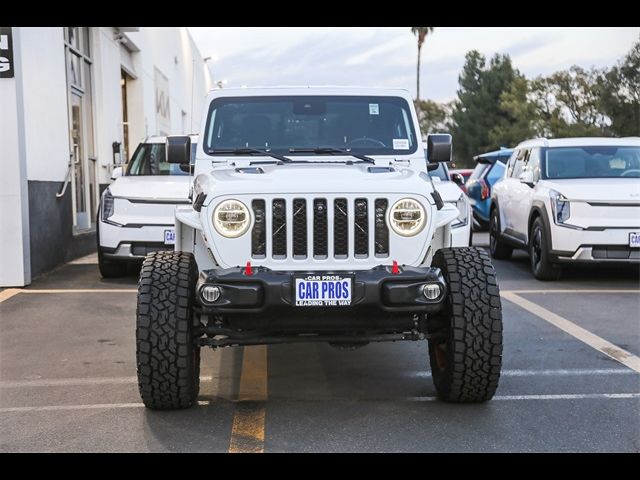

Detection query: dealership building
xmin=1 ymin=27 xmax=212 ymax=287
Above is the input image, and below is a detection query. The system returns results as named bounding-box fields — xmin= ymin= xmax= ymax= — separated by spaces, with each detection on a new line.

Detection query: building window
xmin=64 ymin=27 xmax=97 ymax=231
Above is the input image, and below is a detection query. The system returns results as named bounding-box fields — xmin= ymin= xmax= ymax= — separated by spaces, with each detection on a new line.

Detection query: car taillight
xmin=480 ymin=179 xmax=490 ymax=200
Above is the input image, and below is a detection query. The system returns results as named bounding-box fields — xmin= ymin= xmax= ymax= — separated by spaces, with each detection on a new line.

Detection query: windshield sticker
xmin=369 ymin=103 xmax=379 ymax=115
xmin=393 ymin=139 xmax=410 ymax=150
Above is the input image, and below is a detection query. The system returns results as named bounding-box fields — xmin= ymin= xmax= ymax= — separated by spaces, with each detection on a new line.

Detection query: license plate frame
xmin=293 ymin=274 xmax=354 ymax=307
xmin=164 ymin=229 xmax=176 ymax=245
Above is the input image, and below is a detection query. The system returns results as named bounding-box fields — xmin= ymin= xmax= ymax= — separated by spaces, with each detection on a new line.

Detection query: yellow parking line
xmin=0 ymin=289 xmax=22 ymax=304
xmin=502 ymin=291 xmax=640 ymax=373
xmin=228 ymin=345 xmax=268 ymax=453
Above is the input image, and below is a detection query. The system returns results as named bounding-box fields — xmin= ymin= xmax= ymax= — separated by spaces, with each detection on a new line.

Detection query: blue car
xmin=466 ymin=148 xmax=513 ymax=229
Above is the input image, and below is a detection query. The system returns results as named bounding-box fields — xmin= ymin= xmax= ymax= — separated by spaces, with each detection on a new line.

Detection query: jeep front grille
xmin=250 ymin=197 xmax=389 ymax=260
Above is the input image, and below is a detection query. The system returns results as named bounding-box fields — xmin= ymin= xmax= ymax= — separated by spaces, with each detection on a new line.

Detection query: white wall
xmin=91 ymin=27 xmax=211 ymax=183
xmin=19 ymin=28 xmax=69 ymax=182
xmin=0 ymin=28 xmax=31 ymax=286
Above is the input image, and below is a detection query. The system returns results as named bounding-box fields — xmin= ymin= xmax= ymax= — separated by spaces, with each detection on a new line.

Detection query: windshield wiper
xmin=210 ymin=148 xmax=293 ymax=163
xmin=289 ymin=147 xmax=375 ymax=164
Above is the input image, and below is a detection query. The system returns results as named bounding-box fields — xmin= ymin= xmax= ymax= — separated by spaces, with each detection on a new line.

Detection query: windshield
xmin=203 ymin=96 xmax=418 ymax=156
xmin=127 ymin=142 xmax=197 ymax=176
xmin=427 ymin=161 xmax=449 ymax=181
xmin=469 ymin=163 xmax=489 ymax=181
xmin=542 ymin=146 xmax=640 ymax=179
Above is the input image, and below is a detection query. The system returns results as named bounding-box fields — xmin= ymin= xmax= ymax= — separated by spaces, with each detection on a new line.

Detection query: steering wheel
xmin=345 ymin=137 xmax=386 ymax=148
xmin=621 ymin=169 xmax=640 ymax=177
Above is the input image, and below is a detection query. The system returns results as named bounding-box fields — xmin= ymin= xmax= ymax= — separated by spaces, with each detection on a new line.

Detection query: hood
xmin=431 ymin=179 xmax=464 ymax=203
xmin=543 ymin=178 xmax=640 ymax=203
xmin=199 ymin=161 xmax=432 ymax=199
xmin=109 ymin=176 xmax=191 ymax=202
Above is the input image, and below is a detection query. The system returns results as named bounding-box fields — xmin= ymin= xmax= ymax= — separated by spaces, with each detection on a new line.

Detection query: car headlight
xmin=102 ymin=188 xmax=114 ymax=220
xmin=213 ymin=199 xmax=251 ymax=238
xmin=451 ymin=193 xmax=469 ymax=228
xmin=549 ymin=189 xmax=570 ymax=224
xmin=389 ymin=198 xmax=426 ymax=237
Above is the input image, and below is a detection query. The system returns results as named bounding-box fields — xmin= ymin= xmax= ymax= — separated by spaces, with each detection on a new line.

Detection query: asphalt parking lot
xmin=1 ymin=233 xmax=639 ymax=452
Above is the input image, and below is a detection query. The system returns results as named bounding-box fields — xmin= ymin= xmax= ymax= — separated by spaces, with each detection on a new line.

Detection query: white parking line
xmin=502 ymin=291 xmax=640 ymax=374
xmin=405 ymin=393 xmax=640 ymax=402
xmin=409 ymin=368 xmax=637 ymax=378
xmin=0 ymin=375 xmax=216 ymax=388
xmin=2 ymin=393 xmax=638 ymax=413
xmin=0 ymin=289 xmax=22 ymax=303
xmin=0 ymin=400 xmax=213 ymax=413
xmin=3 ymin=368 xmax=636 ymax=389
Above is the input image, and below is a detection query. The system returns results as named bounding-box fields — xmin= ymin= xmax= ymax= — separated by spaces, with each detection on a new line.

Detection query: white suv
xmin=97 ymin=135 xmax=197 ymax=277
xmin=490 ymin=137 xmax=640 ymax=280
xmin=133 ymin=87 xmax=504 ymax=410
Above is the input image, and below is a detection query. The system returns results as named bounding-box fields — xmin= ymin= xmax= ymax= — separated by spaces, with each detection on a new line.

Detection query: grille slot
xmin=354 ymin=198 xmax=368 ymax=257
xmin=334 ymin=198 xmax=349 ymax=258
xmin=313 ymin=199 xmax=328 ymax=258
xmin=251 ymin=200 xmax=266 ymax=258
xmin=292 ymin=198 xmax=307 ymax=259
xmin=374 ymin=199 xmax=389 ymax=256
xmin=272 ymin=198 xmax=287 ymax=258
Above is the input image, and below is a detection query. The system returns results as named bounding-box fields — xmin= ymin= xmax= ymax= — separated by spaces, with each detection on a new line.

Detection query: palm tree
xmin=411 ymin=27 xmax=434 ymax=101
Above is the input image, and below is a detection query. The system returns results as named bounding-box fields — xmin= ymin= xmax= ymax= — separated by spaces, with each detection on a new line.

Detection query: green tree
xmin=450 ymin=51 xmax=521 ymax=165
xmin=411 ymin=27 xmax=434 ymax=101
xmin=414 ymin=99 xmax=450 ymax=137
xmin=530 ymin=66 xmax=607 ymax=137
xmin=489 ymin=75 xmax=537 ymax=147
xmin=599 ymin=38 xmax=640 ymax=136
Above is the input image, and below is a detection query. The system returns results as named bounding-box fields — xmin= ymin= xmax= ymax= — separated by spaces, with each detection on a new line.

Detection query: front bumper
xmin=551 ymin=225 xmax=640 ymax=263
xmin=196 ymin=265 xmax=447 ymax=316
xmin=99 ymin=220 xmax=175 ymax=260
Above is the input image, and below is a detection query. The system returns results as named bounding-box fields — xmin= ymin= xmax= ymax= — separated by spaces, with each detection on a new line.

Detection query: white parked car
xmin=424 ymin=144 xmax=472 ymax=247
xmin=134 ymin=86 xmax=503 ymax=410
xmin=490 ymin=137 xmax=640 ymax=280
xmin=97 ymin=135 xmax=197 ymax=277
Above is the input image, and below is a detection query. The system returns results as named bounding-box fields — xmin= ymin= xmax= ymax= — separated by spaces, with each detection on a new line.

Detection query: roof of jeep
xmin=144 ymin=134 xmax=199 ymax=144
xmin=515 ymin=137 xmax=640 ymax=149
xmin=207 ymin=85 xmax=412 ymax=98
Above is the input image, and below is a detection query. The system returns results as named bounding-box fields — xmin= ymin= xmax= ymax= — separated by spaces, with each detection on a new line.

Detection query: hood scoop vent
xmin=235 ymin=167 xmax=265 ymax=174
xmin=367 ymin=166 xmax=395 ymax=173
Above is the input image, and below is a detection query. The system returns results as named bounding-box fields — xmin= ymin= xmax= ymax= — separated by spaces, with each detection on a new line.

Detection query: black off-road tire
xmin=428 ymin=247 xmax=503 ymax=402
xmin=529 ymin=217 xmax=562 ymax=281
xmin=489 ymin=207 xmax=513 ymax=260
xmin=136 ymin=251 xmax=201 ymax=409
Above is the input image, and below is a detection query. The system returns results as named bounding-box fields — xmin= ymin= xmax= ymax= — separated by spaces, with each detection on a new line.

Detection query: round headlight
xmin=213 ymin=200 xmax=251 ymax=238
xmin=389 ymin=198 xmax=426 ymax=237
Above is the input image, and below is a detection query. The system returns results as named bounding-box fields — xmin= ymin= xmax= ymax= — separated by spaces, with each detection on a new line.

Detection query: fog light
xmin=201 ymin=285 xmax=221 ymax=303
xmin=422 ymin=284 xmax=441 ymax=300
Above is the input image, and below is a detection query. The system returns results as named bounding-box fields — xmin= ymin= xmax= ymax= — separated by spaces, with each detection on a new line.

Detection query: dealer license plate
xmin=630 ymin=232 xmax=640 ymax=248
xmin=294 ymin=274 xmax=352 ymax=307
xmin=164 ymin=229 xmax=176 ymax=245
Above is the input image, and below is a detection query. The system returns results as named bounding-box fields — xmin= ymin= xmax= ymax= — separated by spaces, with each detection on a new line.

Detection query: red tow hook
xmin=391 ymin=260 xmax=400 ymax=275
xmin=244 ymin=261 xmax=253 ymax=276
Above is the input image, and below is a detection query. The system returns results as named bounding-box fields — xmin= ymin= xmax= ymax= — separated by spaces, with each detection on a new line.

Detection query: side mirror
xmin=519 ymin=169 xmax=534 ymax=186
xmin=111 ymin=166 xmax=123 ymax=180
xmin=167 ymin=135 xmax=191 ymax=165
xmin=426 ymin=133 xmax=452 ymax=163
xmin=451 ymin=172 xmax=464 ymax=186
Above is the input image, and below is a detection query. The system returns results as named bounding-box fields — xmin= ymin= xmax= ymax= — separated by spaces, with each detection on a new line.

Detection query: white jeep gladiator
xmin=135 ymin=86 xmax=503 ymax=409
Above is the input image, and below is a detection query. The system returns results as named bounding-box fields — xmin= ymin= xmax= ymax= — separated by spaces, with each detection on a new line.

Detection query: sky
xmin=188 ymin=27 xmax=639 ymax=103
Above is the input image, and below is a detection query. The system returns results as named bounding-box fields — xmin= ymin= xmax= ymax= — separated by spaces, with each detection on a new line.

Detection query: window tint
xmin=127 ymin=143 xmax=196 ymax=176
xmin=469 ymin=163 xmax=490 ymax=181
xmin=204 ymin=96 xmax=418 ymax=155
xmin=506 ymin=150 xmax=518 ymax=177
xmin=486 ymin=162 xmax=505 ymax=182
xmin=542 ymin=146 xmax=640 ymax=179
xmin=527 ymin=148 xmax=541 ymax=182
xmin=511 ymin=149 xmax=530 ymax=178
